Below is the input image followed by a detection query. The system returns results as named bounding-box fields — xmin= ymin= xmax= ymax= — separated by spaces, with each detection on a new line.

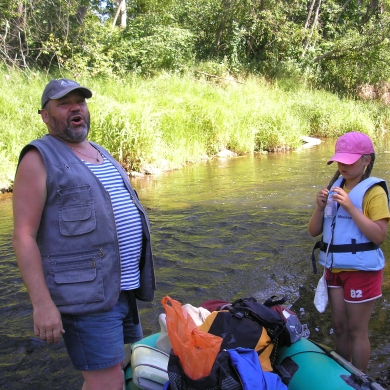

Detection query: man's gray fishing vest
xmin=18 ymin=135 xmax=155 ymax=315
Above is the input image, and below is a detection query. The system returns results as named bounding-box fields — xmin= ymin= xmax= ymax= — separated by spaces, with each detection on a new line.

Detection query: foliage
xmin=1 ymin=1 xmax=390 ymax=94
xmin=2 ymin=1 xmax=390 ymax=191
xmin=314 ymin=15 xmax=390 ymax=93
xmin=116 ymin=21 xmax=196 ymax=76
xmin=1 ymin=68 xmax=390 ymax=190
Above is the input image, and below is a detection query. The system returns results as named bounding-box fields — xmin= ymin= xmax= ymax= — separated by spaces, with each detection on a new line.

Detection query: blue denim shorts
xmin=61 ymin=290 xmax=143 ymax=371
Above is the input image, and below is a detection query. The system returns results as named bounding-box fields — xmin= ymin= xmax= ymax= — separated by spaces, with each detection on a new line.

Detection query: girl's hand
xmin=331 ymin=186 xmax=353 ymax=212
xmin=309 ymin=188 xmax=329 ymax=237
xmin=316 ymin=188 xmax=329 ymax=210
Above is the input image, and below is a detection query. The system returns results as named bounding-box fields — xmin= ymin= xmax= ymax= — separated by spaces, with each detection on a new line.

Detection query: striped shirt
xmin=84 ymin=154 xmax=143 ymax=290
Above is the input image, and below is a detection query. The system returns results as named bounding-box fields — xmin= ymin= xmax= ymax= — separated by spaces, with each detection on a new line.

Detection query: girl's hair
xmin=326 ymin=153 xmax=375 ymax=190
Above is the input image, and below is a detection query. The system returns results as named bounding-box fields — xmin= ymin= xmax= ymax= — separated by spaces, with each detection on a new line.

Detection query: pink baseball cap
xmin=327 ymin=132 xmax=374 ymax=165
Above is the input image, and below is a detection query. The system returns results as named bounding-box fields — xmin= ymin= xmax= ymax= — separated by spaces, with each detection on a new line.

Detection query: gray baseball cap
xmin=40 ymin=78 xmax=92 ymax=109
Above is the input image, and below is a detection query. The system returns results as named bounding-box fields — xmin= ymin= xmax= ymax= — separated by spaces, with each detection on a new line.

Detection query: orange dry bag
xmin=161 ymin=296 xmax=223 ymax=380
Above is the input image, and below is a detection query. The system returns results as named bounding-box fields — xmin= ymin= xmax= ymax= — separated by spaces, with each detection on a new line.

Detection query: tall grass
xmin=1 ymin=68 xmax=390 ymax=190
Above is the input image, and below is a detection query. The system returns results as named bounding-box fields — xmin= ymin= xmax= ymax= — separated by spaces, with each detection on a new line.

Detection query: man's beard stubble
xmin=49 ymin=113 xmax=90 ymax=144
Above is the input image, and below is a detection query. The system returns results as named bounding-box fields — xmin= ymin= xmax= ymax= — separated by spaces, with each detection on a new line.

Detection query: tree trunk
xmin=335 ymin=0 xmax=353 ymax=24
xmin=304 ymin=0 xmax=316 ymax=30
xmin=10 ymin=2 xmax=25 ymax=46
xmin=75 ymin=6 xmax=88 ymax=24
xmin=302 ymin=0 xmax=322 ymax=57
xmin=214 ymin=0 xmax=231 ymax=54
xmin=113 ymin=0 xmax=127 ymax=28
xmin=361 ymin=0 xmax=382 ymax=25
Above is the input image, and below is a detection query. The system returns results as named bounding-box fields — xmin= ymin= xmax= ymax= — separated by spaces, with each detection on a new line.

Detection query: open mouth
xmin=70 ymin=115 xmax=84 ymax=126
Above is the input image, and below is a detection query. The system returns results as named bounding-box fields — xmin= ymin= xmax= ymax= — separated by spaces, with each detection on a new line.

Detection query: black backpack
xmin=202 ymin=297 xmax=290 ymax=371
xmin=168 ymin=350 xmax=242 ymax=390
xmin=227 ymin=297 xmax=291 ymax=349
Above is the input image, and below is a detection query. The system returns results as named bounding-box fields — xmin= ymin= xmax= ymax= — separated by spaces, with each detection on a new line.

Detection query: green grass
xmin=1 ymin=67 xmax=390 ymax=190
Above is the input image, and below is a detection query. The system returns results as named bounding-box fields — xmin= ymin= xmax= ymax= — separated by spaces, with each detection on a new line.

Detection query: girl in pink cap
xmin=309 ymin=131 xmax=390 ymax=373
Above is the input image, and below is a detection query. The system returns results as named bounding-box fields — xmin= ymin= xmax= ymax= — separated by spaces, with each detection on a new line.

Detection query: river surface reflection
xmin=1 ymin=140 xmax=390 ymax=389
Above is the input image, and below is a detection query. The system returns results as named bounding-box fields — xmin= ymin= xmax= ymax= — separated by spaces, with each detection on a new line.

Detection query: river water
xmin=1 ymin=140 xmax=390 ymax=389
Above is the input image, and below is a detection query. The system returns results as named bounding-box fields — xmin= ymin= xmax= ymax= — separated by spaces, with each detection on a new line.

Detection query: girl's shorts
xmin=326 ymin=269 xmax=382 ymax=303
xmin=61 ymin=290 xmax=143 ymax=371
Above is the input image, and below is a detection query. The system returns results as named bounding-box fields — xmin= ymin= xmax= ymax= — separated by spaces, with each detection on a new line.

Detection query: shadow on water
xmin=1 ymin=139 xmax=390 ymax=389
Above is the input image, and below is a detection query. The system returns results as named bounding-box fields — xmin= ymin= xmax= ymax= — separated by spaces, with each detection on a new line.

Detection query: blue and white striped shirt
xmin=84 ymin=155 xmax=143 ymax=290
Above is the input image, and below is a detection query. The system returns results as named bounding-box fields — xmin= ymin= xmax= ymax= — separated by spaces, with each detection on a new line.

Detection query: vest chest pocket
xmin=48 ymin=254 xmax=104 ymax=308
xmin=58 ymin=186 xmax=97 ymax=236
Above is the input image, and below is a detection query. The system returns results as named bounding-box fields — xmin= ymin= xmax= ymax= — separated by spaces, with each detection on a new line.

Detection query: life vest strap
xmin=311 ymin=240 xmax=379 ymax=274
xmin=319 ymin=240 xmax=379 ymax=254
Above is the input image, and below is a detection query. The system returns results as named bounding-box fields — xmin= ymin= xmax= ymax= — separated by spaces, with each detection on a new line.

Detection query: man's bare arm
xmin=12 ymin=149 xmax=64 ymax=344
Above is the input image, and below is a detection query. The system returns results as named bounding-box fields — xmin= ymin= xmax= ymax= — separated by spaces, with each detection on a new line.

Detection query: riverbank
xmin=2 ymin=69 xmax=390 ymax=192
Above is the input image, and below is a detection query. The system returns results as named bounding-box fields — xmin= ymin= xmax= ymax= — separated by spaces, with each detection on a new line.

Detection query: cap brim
xmin=327 ymin=153 xmax=362 ymax=165
xmin=50 ymin=86 xmax=93 ymax=101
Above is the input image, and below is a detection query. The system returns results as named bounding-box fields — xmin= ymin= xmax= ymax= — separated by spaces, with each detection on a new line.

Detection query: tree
xmin=1 ymin=0 xmax=390 ymax=95
xmin=302 ymin=0 xmax=322 ymax=57
xmin=0 ymin=0 xmax=94 ymax=70
xmin=112 ymin=0 xmax=127 ymax=28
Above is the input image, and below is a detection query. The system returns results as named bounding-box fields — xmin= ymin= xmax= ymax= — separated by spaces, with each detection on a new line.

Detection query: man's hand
xmin=33 ymin=300 xmax=65 ymax=344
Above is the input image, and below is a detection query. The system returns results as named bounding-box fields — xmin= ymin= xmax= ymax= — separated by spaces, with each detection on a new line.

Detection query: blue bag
xmin=227 ymin=348 xmax=288 ymax=390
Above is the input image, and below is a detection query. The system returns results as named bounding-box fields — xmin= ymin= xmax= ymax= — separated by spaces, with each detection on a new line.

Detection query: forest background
xmin=1 ymin=0 xmax=390 ymax=191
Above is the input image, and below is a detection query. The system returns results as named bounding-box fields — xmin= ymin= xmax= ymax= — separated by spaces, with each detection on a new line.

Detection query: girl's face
xmin=337 ymin=155 xmax=371 ymax=183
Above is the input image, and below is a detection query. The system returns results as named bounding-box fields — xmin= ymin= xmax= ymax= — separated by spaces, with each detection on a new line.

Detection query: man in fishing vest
xmin=12 ymin=79 xmax=155 ymax=390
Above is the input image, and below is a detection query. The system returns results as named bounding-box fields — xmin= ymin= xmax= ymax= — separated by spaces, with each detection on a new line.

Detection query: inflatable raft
xmin=124 ymin=332 xmax=385 ymax=390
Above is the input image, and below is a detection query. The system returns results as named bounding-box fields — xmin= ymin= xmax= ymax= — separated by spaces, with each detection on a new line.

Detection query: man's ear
xmin=40 ymin=108 xmax=49 ymax=124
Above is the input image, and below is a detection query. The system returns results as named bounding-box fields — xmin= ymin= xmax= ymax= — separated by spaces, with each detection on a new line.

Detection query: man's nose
xmin=69 ymin=102 xmax=82 ymax=111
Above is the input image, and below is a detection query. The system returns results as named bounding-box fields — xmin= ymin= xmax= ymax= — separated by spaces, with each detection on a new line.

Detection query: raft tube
xmin=275 ymin=337 xmax=384 ymax=390
xmin=125 ymin=333 xmax=385 ymax=390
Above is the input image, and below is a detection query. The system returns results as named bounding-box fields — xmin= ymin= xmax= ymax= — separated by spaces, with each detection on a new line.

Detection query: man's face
xmin=41 ymin=91 xmax=90 ymax=143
